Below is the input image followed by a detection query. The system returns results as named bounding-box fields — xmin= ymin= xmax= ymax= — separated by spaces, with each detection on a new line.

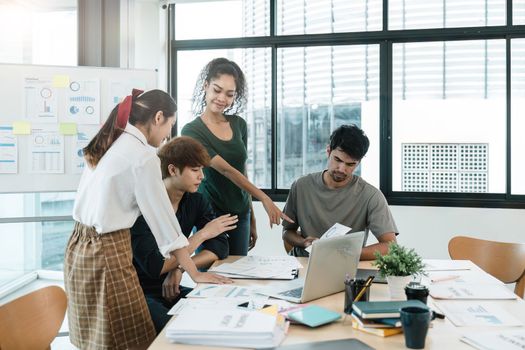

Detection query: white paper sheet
xmin=209 ymin=256 xmax=301 ymax=279
xmin=186 ymin=284 xmax=269 ymax=300
xmin=24 ymin=77 xmax=58 ymax=123
xmin=29 ymin=125 xmax=64 ymax=173
xmin=0 ymin=126 xmax=17 ymax=174
xmin=72 ymin=125 xmax=99 ymax=174
xmin=423 ymin=259 xmax=472 ymax=271
xmin=66 ymin=79 xmax=101 ymax=124
xmin=461 ymin=330 xmax=525 ymax=350
xmin=305 ymin=222 xmax=351 ymax=253
xmin=429 ymin=283 xmax=517 ymax=300
xmin=435 ymin=301 xmax=524 ymax=327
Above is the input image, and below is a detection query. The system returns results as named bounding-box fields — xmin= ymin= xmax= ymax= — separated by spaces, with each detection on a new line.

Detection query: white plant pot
xmin=386 ymin=275 xmax=413 ymax=300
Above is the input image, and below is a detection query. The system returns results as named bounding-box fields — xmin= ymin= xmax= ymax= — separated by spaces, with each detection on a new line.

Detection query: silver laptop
xmin=258 ymin=232 xmax=364 ymax=303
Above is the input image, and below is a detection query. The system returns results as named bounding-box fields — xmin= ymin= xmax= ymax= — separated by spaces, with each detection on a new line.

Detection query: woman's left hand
xmin=262 ymin=198 xmax=294 ymax=227
xmin=249 ymin=222 xmax=258 ymax=250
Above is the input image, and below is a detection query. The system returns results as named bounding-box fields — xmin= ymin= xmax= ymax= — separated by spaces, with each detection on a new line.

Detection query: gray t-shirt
xmin=282 ymin=171 xmax=399 ymax=257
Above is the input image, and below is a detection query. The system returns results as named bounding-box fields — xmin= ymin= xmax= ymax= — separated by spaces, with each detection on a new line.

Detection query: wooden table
xmin=148 ymin=257 xmax=525 ymax=349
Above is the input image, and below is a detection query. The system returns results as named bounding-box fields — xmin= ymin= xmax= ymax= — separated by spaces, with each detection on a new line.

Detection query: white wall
xmin=250 ymin=201 xmax=525 ymax=259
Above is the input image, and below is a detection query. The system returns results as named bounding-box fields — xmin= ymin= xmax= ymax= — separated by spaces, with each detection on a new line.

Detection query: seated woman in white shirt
xmin=65 ymin=89 xmax=231 ymax=350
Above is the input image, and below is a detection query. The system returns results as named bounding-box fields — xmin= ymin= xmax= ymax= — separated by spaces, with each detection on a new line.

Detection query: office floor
xmin=0 ymin=279 xmax=77 ymax=350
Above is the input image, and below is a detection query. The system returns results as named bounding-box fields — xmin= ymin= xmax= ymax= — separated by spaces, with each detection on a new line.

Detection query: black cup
xmin=344 ymin=278 xmax=370 ymax=314
xmin=400 ymin=306 xmax=432 ymax=349
xmin=405 ymin=283 xmax=429 ymax=305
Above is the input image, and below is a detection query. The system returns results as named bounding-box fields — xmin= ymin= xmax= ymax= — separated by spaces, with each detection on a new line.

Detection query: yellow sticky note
xmin=52 ymin=75 xmax=70 ymax=88
xmin=12 ymin=121 xmax=31 ymax=135
xmin=59 ymin=122 xmax=77 ymax=135
xmin=259 ymin=305 xmax=279 ymax=316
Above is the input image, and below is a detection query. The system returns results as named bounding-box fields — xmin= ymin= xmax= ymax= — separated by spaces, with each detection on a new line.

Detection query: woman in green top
xmin=182 ymin=58 xmax=292 ymax=255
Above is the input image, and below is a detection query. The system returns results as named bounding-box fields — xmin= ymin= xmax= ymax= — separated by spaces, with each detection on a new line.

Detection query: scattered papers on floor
xmin=435 ymin=301 xmax=524 ymax=327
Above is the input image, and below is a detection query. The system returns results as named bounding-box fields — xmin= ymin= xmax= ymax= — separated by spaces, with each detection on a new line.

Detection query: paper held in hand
xmin=305 ymin=223 xmax=351 ymax=253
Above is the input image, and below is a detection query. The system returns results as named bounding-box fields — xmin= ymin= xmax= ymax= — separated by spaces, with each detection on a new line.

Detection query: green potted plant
xmin=373 ymin=243 xmax=426 ymax=300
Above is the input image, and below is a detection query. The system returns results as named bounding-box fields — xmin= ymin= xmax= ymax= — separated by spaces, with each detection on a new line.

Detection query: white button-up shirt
xmin=73 ymin=123 xmax=188 ymax=257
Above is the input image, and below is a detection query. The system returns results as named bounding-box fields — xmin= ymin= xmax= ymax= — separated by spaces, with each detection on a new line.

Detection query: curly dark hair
xmin=329 ymin=124 xmax=370 ymax=160
xmin=191 ymin=57 xmax=247 ymax=117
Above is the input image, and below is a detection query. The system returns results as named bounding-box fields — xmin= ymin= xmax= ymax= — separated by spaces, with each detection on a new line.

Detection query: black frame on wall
xmin=167 ymin=0 xmax=525 ymax=209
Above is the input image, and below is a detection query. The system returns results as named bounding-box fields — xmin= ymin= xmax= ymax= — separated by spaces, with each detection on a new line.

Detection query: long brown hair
xmin=83 ymin=89 xmax=176 ymax=168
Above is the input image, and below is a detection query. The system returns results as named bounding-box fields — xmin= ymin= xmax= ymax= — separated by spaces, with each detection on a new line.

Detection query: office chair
xmin=0 ymin=285 xmax=67 ymax=350
xmin=448 ymin=236 xmax=525 ymax=298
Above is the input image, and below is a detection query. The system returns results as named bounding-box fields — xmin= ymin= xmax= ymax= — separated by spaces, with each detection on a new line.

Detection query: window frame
xmin=168 ymin=0 xmax=525 ymax=208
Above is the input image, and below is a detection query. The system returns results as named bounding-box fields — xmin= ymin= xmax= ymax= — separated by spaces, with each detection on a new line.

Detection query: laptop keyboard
xmin=279 ymin=287 xmax=303 ymax=298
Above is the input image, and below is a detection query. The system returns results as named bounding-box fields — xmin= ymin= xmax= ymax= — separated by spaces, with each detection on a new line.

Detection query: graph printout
xmin=24 ymin=77 xmax=58 ymax=123
xmin=66 ymin=79 xmax=101 ymax=124
xmin=29 ymin=125 xmax=64 ymax=174
xmin=0 ymin=125 xmax=17 ymax=174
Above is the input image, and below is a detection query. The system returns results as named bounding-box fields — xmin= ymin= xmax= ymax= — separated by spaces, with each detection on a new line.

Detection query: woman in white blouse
xmin=65 ymin=89 xmax=231 ymax=350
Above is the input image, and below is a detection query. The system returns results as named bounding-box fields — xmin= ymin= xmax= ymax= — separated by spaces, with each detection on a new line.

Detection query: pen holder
xmin=344 ymin=279 xmax=370 ymax=314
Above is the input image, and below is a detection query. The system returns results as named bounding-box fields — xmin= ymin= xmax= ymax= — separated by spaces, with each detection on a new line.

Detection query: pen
xmin=354 ymin=275 xmax=374 ymax=302
xmin=432 ymin=310 xmax=445 ymax=319
xmin=431 ymin=275 xmax=460 ymax=283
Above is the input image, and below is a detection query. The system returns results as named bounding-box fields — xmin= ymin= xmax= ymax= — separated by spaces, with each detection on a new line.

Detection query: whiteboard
xmin=0 ymin=63 xmax=157 ymax=193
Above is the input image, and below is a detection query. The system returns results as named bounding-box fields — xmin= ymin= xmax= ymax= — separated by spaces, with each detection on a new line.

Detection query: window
xmin=392 ymin=40 xmax=506 ymax=194
xmin=0 ymin=0 xmax=77 ymax=292
xmin=169 ymin=0 xmax=525 ymax=208
xmin=511 ymin=39 xmax=525 ymax=195
xmin=174 ymin=0 xmax=268 ymax=39
xmin=276 ymin=0 xmax=382 ymax=35
xmin=389 ymin=0 xmax=505 ymax=30
xmin=277 ymin=45 xmax=380 ymax=188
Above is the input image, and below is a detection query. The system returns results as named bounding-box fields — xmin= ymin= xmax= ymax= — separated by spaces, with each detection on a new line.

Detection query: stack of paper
xmin=209 ymin=255 xmax=302 ymax=279
xmin=165 ymin=306 xmax=288 ymax=349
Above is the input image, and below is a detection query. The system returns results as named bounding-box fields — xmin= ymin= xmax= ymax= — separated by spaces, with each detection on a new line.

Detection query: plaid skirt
xmin=64 ymin=222 xmax=156 ymax=350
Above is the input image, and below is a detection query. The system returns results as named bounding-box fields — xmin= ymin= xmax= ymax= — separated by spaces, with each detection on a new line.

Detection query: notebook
xmin=261 ymin=338 xmax=375 ymax=350
xmin=257 ymin=232 xmax=364 ymax=303
xmin=352 ymin=300 xmax=428 ymax=319
xmin=287 ymin=305 xmax=341 ymax=327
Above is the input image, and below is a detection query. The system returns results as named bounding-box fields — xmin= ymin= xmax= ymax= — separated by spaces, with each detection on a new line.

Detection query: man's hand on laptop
xmin=302 ymin=236 xmax=318 ymax=249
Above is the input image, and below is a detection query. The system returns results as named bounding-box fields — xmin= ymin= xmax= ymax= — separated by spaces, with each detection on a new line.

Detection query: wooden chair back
xmin=0 ymin=285 xmax=67 ymax=350
xmin=448 ymin=236 xmax=525 ymax=298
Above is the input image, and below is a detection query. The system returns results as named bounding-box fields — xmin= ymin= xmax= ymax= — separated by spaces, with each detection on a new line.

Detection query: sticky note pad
xmin=12 ymin=121 xmax=31 ymax=135
xmin=52 ymin=75 xmax=70 ymax=88
xmin=59 ymin=122 xmax=77 ymax=135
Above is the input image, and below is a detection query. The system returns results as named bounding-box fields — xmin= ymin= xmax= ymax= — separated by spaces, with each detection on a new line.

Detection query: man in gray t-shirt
xmin=282 ymin=125 xmax=398 ymax=260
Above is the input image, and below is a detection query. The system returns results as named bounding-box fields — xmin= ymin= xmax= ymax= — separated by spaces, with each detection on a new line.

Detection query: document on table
xmin=461 ymin=330 xmax=525 ymax=350
xmin=209 ymin=255 xmax=302 ymax=279
xmin=305 ymin=223 xmax=351 ymax=253
xmin=186 ymin=284 xmax=269 ymax=300
xmin=429 ymin=283 xmax=517 ymax=300
xmin=423 ymin=259 xmax=472 ymax=271
xmin=425 ymin=270 xmax=502 ymax=285
xmin=434 ymin=301 xmax=524 ymax=327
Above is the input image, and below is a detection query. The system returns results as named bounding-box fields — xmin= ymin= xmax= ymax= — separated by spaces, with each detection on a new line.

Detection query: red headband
xmin=116 ymin=88 xmax=144 ymax=129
